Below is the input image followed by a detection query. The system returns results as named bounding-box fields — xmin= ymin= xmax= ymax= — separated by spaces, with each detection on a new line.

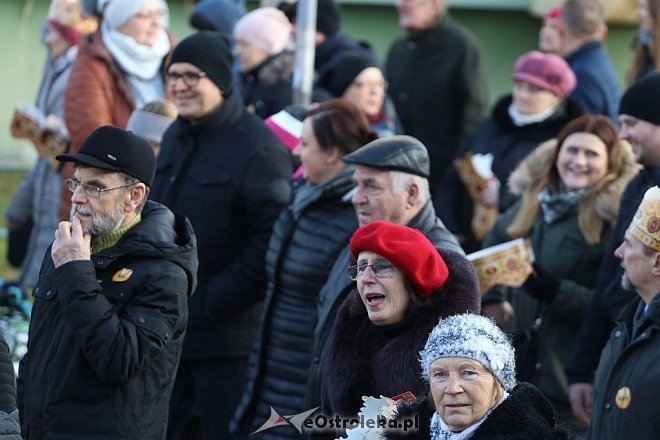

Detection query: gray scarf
xmin=538 ymin=184 xmax=589 ymax=224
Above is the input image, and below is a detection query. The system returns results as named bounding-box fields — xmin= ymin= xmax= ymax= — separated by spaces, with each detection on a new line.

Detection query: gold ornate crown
xmin=630 ymin=186 xmax=660 ymax=252
xmin=47 ymin=0 xmax=98 ymax=35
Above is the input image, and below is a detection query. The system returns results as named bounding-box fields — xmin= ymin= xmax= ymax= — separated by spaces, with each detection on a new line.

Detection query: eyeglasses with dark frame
xmin=65 ymin=178 xmax=134 ymax=198
xmin=164 ymin=71 xmax=208 ymax=88
xmin=346 ymin=261 xmax=397 ymax=280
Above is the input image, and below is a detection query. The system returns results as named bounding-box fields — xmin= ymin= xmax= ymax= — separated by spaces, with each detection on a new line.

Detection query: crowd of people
xmin=3 ymin=0 xmax=660 ymax=439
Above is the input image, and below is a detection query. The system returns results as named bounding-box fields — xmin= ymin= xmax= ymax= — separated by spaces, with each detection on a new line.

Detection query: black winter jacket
xmin=385 ymin=383 xmax=573 ymax=440
xmin=0 ymin=335 xmax=20 ymax=440
xmin=304 ymin=201 xmax=464 ymax=409
xmin=313 ymin=247 xmax=480 ymax=439
xmin=435 ymin=95 xmax=583 ymax=252
xmin=565 ymin=168 xmax=660 ymax=384
xmin=18 ymin=202 xmax=197 ymax=439
xmin=151 ymin=92 xmax=294 ymax=359
xmin=238 ymin=50 xmax=294 ymax=120
xmin=231 ymin=166 xmax=357 ymax=439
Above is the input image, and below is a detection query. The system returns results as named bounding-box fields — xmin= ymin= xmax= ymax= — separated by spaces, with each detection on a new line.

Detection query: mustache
xmin=71 ymin=204 xmax=93 ymax=216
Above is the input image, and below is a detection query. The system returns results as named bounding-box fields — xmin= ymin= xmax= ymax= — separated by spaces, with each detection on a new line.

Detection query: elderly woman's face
xmin=342 ymin=67 xmax=387 ymax=117
xmin=556 ymin=132 xmax=609 ymax=191
xmin=512 ymin=80 xmax=561 ymax=116
xmin=118 ymin=0 xmax=164 ymax=46
xmin=356 ymin=251 xmax=412 ymax=325
xmin=430 ymin=357 xmax=502 ymax=432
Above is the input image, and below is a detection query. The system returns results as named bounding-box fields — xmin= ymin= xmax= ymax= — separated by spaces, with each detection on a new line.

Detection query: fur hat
xmin=169 ymin=31 xmax=234 ymax=93
xmin=233 ymin=7 xmax=291 ymax=56
xmin=629 ymin=186 xmax=660 ymax=251
xmin=619 ymin=73 xmax=660 ymax=125
xmin=349 ymin=221 xmax=449 ymax=297
xmin=420 ymin=313 xmax=517 ymax=391
xmin=512 ymin=50 xmax=576 ymax=99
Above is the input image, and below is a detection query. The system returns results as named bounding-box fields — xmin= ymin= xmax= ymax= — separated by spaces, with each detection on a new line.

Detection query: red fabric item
xmin=48 ymin=19 xmax=83 ymax=45
xmin=349 ymin=221 xmax=449 ymax=297
xmin=512 ymin=50 xmax=576 ymax=99
xmin=544 ymin=5 xmax=562 ymax=19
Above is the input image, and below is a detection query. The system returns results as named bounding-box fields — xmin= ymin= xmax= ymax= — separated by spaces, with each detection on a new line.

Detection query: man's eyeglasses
xmin=165 ymin=71 xmax=207 ymax=88
xmin=133 ymin=9 xmax=166 ymax=21
xmin=65 ymin=178 xmax=134 ymax=198
xmin=346 ymin=261 xmax=396 ymax=280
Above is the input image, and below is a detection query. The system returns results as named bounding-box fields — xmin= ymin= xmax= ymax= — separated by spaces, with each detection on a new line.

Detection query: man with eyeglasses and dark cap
xmin=150 ymin=31 xmax=293 ymax=439
xmin=301 ymin=135 xmax=476 ymax=411
xmin=17 ymin=125 xmax=198 ymax=439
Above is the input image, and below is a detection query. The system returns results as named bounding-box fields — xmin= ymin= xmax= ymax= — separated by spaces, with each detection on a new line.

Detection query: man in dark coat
xmin=560 ymin=0 xmax=621 ymax=121
xmin=566 ymin=73 xmax=660 ymax=426
xmin=17 ymin=125 xmax=198 ymax=439
xmin=304 ymin=135 xmax=466 ymax=410
xmin=385 ymin=0 xmax=488 ymax=190
xmin=589 ymin=186 xmax=660 ymax=439
xmin=149 ymin=31 xmax=293 ymax=439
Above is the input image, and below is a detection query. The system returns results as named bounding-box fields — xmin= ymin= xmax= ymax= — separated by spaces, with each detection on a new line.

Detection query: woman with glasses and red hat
xmin=313 ymin=221 xmax=481 ymax=439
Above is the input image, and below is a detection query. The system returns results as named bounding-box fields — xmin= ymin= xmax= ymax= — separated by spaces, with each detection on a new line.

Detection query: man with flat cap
xmin=149 ymin=31 xmax=293 ymax=439
xmin=17 ymin=125 xmax=198 ymax=439
xmin=303 ymin=135 xmax=472 ymax=408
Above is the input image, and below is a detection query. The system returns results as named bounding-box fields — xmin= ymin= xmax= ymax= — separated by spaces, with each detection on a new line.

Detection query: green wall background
xmin=0 ymin=0 xmax=637 ymax=168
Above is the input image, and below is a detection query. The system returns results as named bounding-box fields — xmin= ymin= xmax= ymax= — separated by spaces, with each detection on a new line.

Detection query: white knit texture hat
xmin=420 ymin=313 xmax=517 ymax=391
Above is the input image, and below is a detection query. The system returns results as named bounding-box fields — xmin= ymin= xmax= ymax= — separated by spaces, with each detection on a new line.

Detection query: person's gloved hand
xmin=523 ymin=263 xmax=560 ymax=302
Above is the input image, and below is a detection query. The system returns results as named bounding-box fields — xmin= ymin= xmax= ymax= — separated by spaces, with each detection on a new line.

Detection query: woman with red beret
xmin=314 ymin=221 xmax=481 ymax=439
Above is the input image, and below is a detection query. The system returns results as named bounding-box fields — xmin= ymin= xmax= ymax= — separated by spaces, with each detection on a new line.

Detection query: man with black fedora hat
xmin=566 ymin=73 xmax=660 ymax=427
xmin=149 ymin=31 xmax=293 ymax=439
xmin=303 ymin=135 xmax=470 ymax=409
xmin=17 ymin=125 xmax=198 ymax=439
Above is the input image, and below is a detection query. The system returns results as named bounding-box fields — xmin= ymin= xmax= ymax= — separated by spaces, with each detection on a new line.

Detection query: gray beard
xmin=621 ymin=273 xmax=635 ymax=292
xmin=70 ymin=200 xmax=126 ymax=239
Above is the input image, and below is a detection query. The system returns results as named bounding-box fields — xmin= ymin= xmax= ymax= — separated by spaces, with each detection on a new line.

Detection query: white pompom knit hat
xmin=420 ymin=313 xmax=517 ymax=391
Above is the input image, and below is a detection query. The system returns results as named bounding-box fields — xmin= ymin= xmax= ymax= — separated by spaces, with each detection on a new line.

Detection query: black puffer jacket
xmin=304 ymin=201 xmax=465 ymax=410
xmin=385 ymin=382 xmax=574 ymax=439
xmin=231 ymin=166 xmax=357 ymax=439
xmin=151 ymin=92 xmax=293 ymax=359
xmin=238 ymin=50 xmax=295 ymax=119
xmin=0 ymin=334 xmax=21 ymax=440
xmin=18 ymin=202 xmax=197 ymax=439
xmin=435 ymin=95 xmax=583 ymax=253
xmin=314 ymin=248 xmax=480 ymax=439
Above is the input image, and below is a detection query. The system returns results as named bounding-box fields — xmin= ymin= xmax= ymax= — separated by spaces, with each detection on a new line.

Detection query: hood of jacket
xmin=507 ymin=138 xmax=641 ymax=227
xmin=93 ymin=200 xmax=198 ymax=296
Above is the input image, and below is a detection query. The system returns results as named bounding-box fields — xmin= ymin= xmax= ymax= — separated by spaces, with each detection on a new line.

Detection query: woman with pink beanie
xmin=233 ymin=6 xmax=295 ymax=119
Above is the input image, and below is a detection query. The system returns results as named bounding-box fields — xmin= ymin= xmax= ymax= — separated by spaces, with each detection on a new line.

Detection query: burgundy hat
xmin=349 ymin=221 xmax=449 ymax=297
xmin=512 ymin=50 xmax=576 ymax=99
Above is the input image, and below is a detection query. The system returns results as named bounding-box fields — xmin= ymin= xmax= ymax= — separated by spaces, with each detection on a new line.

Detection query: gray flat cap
xmin=343 ymin=135 xmax=430 ymax=178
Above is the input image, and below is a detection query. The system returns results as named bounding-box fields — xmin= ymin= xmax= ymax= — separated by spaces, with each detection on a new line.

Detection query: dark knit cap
xmin=190 ymin=0 xmax=246 ymax=35
xmin=57 ymin=125 xmax=156 ymax=186
xmin=318 ymin=51 xmax=381 ymax=97
xmin=291 ymin=0 xmax=341 ymax=36
xmin=169 ymin=31 xmax=234 ymax=93
xmin=619 ymin=72 xmax=660 ymax=125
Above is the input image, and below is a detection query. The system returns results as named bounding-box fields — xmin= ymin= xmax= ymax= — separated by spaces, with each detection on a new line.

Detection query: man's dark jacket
xmin=18 ymin=201 xmax=197 ymax=439
xmin=386 ymin=13 xmax=488 ymax=188
xmin=565 ymin=40 xmax=621 ymax=122
xmin=566 ymin=168 xmax=660 ymax=384
xmin=304 ymin=200 xmax=464 ymax=408
xmin=150 ymin=91 xmax=293 ymax=359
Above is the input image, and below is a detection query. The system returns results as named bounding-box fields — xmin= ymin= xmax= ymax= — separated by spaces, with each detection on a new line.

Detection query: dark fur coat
xmin=321 ymin=248 xmax=481 ymax=420
xmin=385 ymin=382 xmax=574 ymax=439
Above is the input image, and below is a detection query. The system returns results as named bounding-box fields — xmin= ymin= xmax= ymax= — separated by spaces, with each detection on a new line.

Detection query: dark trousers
xmin=167 ymin=357 xmax=248 ymax=440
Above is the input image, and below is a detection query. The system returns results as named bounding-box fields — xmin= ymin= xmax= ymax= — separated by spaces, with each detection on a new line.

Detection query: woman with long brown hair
xmin=483 ymin=115 xmax=639 ymax=434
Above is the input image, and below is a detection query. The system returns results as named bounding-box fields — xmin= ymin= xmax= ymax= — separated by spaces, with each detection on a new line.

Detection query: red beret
xmin=349 ymin=221 xmax=449 ymax=297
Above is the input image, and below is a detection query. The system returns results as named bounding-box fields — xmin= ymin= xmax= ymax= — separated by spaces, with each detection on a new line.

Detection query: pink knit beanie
xmin=233 ymin=7 xmax=292 ymax=56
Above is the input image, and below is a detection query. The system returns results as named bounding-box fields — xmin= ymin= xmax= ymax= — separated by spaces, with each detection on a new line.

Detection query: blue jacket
xmin=565 ymin=41 xmax=621 ymax=122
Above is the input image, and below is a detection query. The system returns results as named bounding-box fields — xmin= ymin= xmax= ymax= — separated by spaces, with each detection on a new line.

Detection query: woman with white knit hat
xmin=233 ymin=6 xmax=295 ymax=119
xmin=385 ymin=314 xmax=573 ymax=439
xmin=61 ymin=0 xmax=173 ymax=219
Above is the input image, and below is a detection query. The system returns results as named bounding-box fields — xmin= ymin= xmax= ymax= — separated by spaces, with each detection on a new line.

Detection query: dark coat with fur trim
xmin=384 ymin=382 xmax=574 ymax=439
xmin=318 ymin=248 xmax=480 ymax=438
xmin=238 ymin=50 xmax=295 ymax=119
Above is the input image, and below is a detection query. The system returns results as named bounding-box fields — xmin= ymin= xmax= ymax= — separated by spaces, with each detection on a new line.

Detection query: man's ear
xmin=124 ymin=183 xmax=146 ymax=212
xmin=406 ymin=181 xmax=420 ymax=208
xmin=652 ymin=252 xmax=660 ymax=277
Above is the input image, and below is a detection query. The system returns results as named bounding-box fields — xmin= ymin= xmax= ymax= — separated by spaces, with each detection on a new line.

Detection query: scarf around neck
xmin=538 ymin=183 xmax=590 ymax=224
xmin=508 ymin=102 xmax=560 ymax=127
xmin=101 ymin=21 xmax=170 ymax=80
